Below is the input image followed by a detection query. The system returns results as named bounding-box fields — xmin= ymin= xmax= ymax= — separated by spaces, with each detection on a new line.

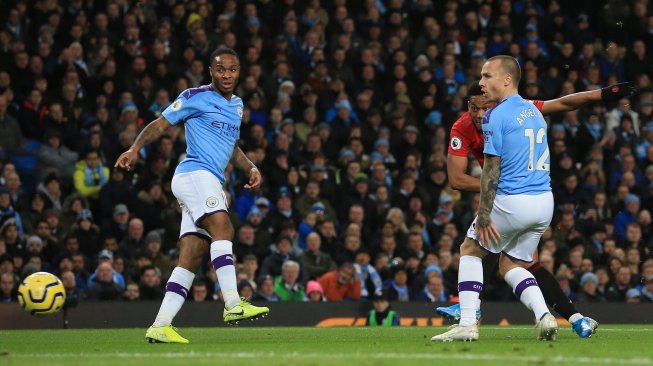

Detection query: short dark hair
xmin=192 ymin=280 xmax=208 ymax=289
xmin=488 ymin=55 xmax=521 ymax=85
xmin=140 ymin=264 xmax=158 ymax=277
xmin=210 ymin=47 xmax=238 ymax=63
xmin=84 ymin=148 xmax=99 ymax=157
xmin=468 ymin=81 xmax=483 ymax=97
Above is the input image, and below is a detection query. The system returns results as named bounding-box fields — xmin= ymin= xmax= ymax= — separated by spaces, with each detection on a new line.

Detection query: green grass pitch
xmin=1 ymin=326 xmax=652 ymax=366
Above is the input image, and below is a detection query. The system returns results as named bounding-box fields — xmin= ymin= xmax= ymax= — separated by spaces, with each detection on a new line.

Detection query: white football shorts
xmin=466 ymin=191 xmax=553 ymax=262
xmin=171 ymin=170 xmax=229 ymax=240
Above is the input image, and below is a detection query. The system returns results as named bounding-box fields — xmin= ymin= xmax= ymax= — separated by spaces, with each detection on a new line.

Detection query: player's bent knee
xmin=460 ymin=238 xmax=485 ymax=257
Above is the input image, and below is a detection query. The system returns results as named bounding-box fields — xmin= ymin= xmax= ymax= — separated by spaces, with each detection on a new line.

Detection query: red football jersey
xmin=447 ymin=100 xmax=544 ymax=167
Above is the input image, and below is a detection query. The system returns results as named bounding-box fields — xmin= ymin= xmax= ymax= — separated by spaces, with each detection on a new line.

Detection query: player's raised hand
xmin=601 ymin=82 xmax=637 ymax=102
xmin=476 ymin=222 xmax=500 ymax=248
xmin=244 ymin=167 xmax=261 ymax=190
xmin=115 ymin=149 xmax=139 ymax=171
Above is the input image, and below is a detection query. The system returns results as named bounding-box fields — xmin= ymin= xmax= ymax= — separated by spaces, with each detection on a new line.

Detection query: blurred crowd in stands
xmin=0 ymin=0 xmax=653 ymax=305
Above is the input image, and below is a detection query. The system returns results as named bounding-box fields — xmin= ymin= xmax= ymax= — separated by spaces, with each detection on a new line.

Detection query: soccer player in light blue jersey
xmin=432 ymin=56 xmax=557 ymax=342
xmin=116 ymin=48 xmax=269 ymax=343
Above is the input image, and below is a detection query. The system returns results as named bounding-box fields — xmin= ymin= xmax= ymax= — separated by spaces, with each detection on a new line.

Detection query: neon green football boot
xmin=223 ymin=298 xmax=269 ymax=325
xmin=145 ymin=325 xmax=190 ymax=344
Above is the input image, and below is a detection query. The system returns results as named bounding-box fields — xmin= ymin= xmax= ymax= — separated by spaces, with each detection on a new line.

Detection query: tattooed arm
xmin=230 ymin=145 xmax=256 ymax=172
xmin=115 ymin=116 xmax=170 ymax=170
xmin=230 ymin=144 xmax=261 ymax=190
xmin=133 ymin=117 xmax=171 ymax=150
xmin=476 ymin=154 xmax=501 ymax=246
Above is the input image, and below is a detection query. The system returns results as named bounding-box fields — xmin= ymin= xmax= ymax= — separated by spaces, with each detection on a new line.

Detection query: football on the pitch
xmin=17 ymin=272 xmax=66 ymax=317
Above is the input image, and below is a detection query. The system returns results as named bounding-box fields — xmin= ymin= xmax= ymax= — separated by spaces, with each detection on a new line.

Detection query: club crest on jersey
xmin=237 ymin=106 xmax=243 ymax=117
xmin=206 ymin=196 xmax=219 ymax=208
xmin=451 ymin=137 xmax=462 ymax=150
xmin=171 ymin=99 xmax=183 ymax=111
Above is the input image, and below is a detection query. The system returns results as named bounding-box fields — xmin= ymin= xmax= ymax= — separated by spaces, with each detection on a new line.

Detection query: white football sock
xmin=152 ymin=266 xmax=194 ymax=327
xmin=458 ymin=255 xmax=483 ymax=327
xmin=569 ymin=313 xmax=583 ymax=323
xmin=210 ymin=240 xmax=240 ymax=309
xmin=504 ymin=267 xmax=549 ymax=320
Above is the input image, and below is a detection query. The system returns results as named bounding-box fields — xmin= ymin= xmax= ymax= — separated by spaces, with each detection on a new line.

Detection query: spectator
xmin=641 ymin=276 xmax=653 ymax=302
xmin=59 ymin=193 xmax=87 ymax=231
xmin=1 ymin=219 xmax=24 ymax=257
xmin=606 ymin=266 xmax=634 ymax=301
xmin=252 ymin=275 xmax=280 ymax=302
xmin=101 ymin=204 xmax=131 ymax=243
xmin=122 ymin=282 xmax=141 ymax=301
xmin=274 ymin=260 xmax=305 ymax=301
xmin=73 ymin=149 xmax=110 ymax=199
xmin=234 ymin=223 xmax=269 ymax=263
xmin=37 ymin=130 xmax=78 ymax=183
xmin=306 ymin=280 xmax=326 ymax=302
xmin=86 ymin=249 xmax=126 ymax=290
xmin=143 ymin=231 xmax=171 ymax=279
xmin=118 ymin=218 xmax=145 ymax=260
xmin=354 ymin=248 xmax=383 ymax=300
xmin=190 ymin=280 xmax=210 ymax=302
xmin=0 ymin=189 xmax=24 ymax=237
xmin=318 ymin=262 xmax=361 ymax=302
xmin=238 ymin=280 xmax=255 ymax=300
xmin=0 ymin=271 xmax=16 ymax=302
xmin=0 ymin=96 xmax=24 ymax=160
xmin=139 ymin=265 xmax=163 ymax=300
xmin=61 ymin=269 xmax=84 ymax=304
xmin=74 ymin=209 xmax=101 ymax=260
xmin=34 ymin=172 xmax=62 ymax=213
xmin=614 ymin=194 xmax=641 ymax=241
xmin=300 ymin=232 xmax=336 ymax=280
xmin=577 ymin=272 xmax=606 ymax=302
xmin=87 ymin=262 xmax=122 ymax=301
xmin=556 ymin=270 xmax=578 ymax=303
xmin=384 ymin=266 xmax=411 ymax=302
xmin=294 ymin=180 xmax=336 ymax=221
xmin=625 ymin=288 xmax=642 ymax=303
xmin=415 ymin=271 xmax=449 ymax=302
xmin=70 ymin=251 xmax=89 ymax=291
xmin=259 ymin=236 xmax=301 ymax=281
xmin=365 ymin=291 xmax=400 ymax=326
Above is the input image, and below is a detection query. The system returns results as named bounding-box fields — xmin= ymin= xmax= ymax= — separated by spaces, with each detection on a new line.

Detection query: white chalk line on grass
xmin=9 ymin=352 xmax=653 ymax=365
xmin=476 ymin=327 xmax=653 ymax=332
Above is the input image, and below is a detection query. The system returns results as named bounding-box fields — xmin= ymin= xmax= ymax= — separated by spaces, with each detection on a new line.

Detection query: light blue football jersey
xmin=162 ymin=85 xmax=244 ymax=184
xmin=481 ymin=94 xmax=551 ymax=195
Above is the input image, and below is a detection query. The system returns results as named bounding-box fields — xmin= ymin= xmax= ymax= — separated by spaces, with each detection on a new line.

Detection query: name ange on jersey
xmin=516 ymin=108 xmax=540 ymax=125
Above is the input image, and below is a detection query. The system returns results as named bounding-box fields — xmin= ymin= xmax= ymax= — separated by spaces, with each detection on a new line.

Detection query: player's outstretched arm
xmin=476 ymin=154 xmax=501 ymax=246
xmin=114 ymin=116 xmax=171 ymax=171
xmin=447 ymin=154 xmax=481 ymax=192
xmin=540 ymin=82 xmax=636 ymax=115
xmin=230 ymin=145 xmax=261 ymax=190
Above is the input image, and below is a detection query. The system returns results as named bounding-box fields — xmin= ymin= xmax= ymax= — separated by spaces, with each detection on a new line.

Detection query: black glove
xmin=601 ymin=82 xmax=636 ymax=102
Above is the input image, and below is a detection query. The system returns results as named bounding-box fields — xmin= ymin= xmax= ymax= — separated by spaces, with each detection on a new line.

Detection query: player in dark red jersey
xmin=438 ymin=81 xmax=636 ymax=338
